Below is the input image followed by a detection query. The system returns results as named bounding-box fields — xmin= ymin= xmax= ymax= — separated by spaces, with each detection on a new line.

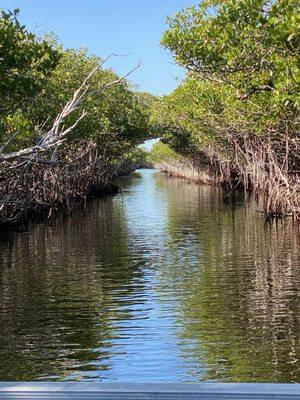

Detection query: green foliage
xmin=162 ymin=0 xmax=299 ymax=97
xmin=121 ymin=146 xmax=151 ymax=167
xmin=0 ymin=10 xmax=153 ymax=160
xmin=0 ymin=9 xmax=61 ymax=110
xmin=0 ymin=9 xmax=61 ymax=148
xmin=2 ymin=110 xmax=33 ymax=151
xmin=30 ymin=49 xmax=151 ymax=158
xmin=134 ymin=92 xmax=158 ymax=138
xmin=158 ymin=0 xmax=300 ymax=170
xmin=148 ymin=141 xmax=179 ymax=164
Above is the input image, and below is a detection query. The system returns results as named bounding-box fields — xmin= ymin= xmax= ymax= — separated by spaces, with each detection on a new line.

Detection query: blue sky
xmin=1 ymin=0 xmax=196 ymax=95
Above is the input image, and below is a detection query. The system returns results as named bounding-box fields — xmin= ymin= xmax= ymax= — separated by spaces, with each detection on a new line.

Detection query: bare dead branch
xmin=0 ymin=55 xmax=141 ymax=166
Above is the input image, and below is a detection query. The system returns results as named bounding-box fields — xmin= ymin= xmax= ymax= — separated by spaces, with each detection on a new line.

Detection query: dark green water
xmin=0 ymin=169 xmax=299 ymax=382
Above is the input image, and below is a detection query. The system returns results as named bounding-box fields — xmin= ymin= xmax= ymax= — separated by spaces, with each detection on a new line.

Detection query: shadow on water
xmin=0 ymin=169 xmax=299 ymax=382
xmin=153 ymin=172 xmax=299 ymax=382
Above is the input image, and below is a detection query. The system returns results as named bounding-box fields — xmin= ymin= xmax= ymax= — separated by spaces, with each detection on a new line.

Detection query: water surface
xmin=0 ymin=169 xmax=299 ymax=382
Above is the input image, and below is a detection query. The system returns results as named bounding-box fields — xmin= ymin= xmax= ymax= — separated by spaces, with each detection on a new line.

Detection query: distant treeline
xmin=150 ymin=0 xmax=299 ymax=220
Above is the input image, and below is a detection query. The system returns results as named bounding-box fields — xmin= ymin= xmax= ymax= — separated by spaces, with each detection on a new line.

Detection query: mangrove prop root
xmin=156 ymin=136 xmax=300 ymax=221
xmin=0 ymin=143 xmax=115 ymax=227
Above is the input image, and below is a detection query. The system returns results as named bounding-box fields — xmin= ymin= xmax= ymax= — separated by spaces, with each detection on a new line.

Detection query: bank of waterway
xmin=0 ymin=169 xmax=299 ymax=382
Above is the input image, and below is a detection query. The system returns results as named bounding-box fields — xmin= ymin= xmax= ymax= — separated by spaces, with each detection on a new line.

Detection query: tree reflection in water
xmin=0 ymin=170 xmax=298 ymax=382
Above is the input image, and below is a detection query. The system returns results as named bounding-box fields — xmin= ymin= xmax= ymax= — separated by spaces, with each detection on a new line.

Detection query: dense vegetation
xmin=1 ymin=1 xmax=299 ymax=227
xmin=0 ymin=9 xmax=151 ymax=227
xmin=152 ymin=0 xmax=299 ymax=220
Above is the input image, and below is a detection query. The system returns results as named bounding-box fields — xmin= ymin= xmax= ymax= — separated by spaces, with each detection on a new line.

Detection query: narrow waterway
xmin=0 ymin=169 xmax=299 ymax=382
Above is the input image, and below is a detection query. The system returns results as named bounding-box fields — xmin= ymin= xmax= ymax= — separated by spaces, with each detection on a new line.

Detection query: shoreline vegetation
xmin=147 ymin=0 xmax=299 ymax=222
xmin=0 ymin=9 xmax=154 ymax=229
xmin=148 ymin=140 xmax=300 ymax=222
xmin=0 ymin=0 xmax=299 ymax=231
